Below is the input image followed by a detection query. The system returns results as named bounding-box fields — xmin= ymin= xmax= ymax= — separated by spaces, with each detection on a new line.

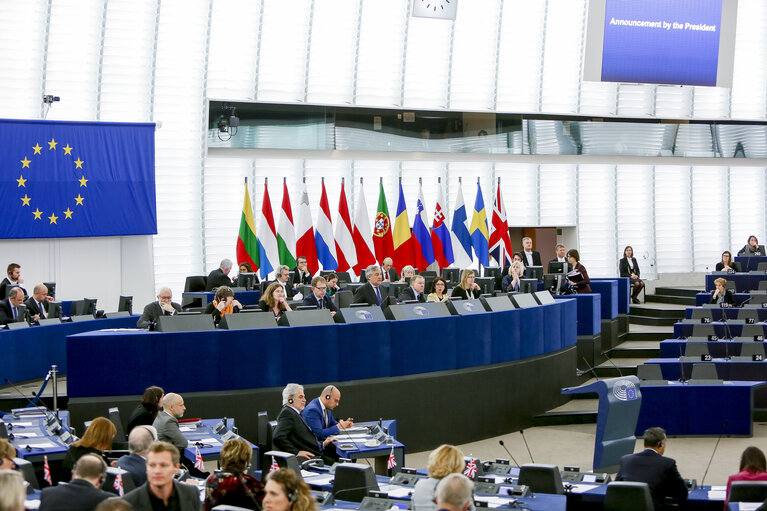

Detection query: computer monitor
xmin=71 ymin=298 xmax=97 ymax=317
xmin=236 ymin=272 xmax=258 ymax=290
xmin=519 ymin=279 xmax=538 ymax=294
xmin=118 ymin=295 xmax=133 ymax=315
xmin=474 ymin=277 xmax=495 ymax=294
xmin=524 ymin=266 xmax=544 ymax=281
xmin=442 ymin=268 xmax=461 ymax=283
xmin=47 ymin=301 xmax=62 ymax=319
xmin=543 ymin=274 xmax=564 ymax=295
xmin=483 ymin=267 xmax=502 ymax=279
xmin=548 ymin=261 xmax=566 ymax=274
xmin=43 ymin=282 xmax=56 ymax=299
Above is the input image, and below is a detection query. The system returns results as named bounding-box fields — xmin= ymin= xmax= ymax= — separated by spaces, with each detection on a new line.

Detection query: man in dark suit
xmin=153 ymin=393 xmax=208 ymax=478
xmin=0 ymin=287 xmax=25 ymax=325
xmin=205 ymin=258 xmax=234 ymax=291
xmin=353 ymin=265 xmax=389 ymax=307
xmin=136 ymin=287 xmax=182 ymax=328
xmin=381 ymin=257 xmax=400 ymax=282
xmin=399 ymin=275 xmax=426 ymax=302
xmin=116 ymin=425 xmax=155 ymax=487
xmin=521 ymin=237 xmax=542 ymax=267
xmin=25 ymin=283 xmax=54 ymax=322
xmin=302 ymin=276 xmax=339 ymax=315
xmin=275 ymin=265 xmax=297 ymax=299
xmin=123 ymin=441 xmax=201 ymax=511
xmin=40 ymin=454 xmax=113 ymax=511
xmin=273 ymin=383 xmax=337 ymax=463
xmin=547 ymin=244 xmax=573 ymax=273
xmin=0 ymin=263 xmax=26 ymax=299
xmin=302 ymin=385 xmax=354 ymax=440
xmin=616 ymin=427 xmax=688 ymax=510
xmin=291 ymin=256 xmax=312 ymax=288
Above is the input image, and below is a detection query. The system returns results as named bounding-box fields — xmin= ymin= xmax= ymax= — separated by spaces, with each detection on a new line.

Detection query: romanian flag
xmin=373 ymin=181 xmax=394 ymax=264
xmin=469 ymin=181 xmax=490 ymax=267
xmin=236 ymin=181 xmax=259 ymax=271
xmin=392 ymin=181 xmax=415 ymax=268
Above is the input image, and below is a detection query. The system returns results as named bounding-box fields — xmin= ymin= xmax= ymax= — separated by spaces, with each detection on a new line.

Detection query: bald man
xmin=301 ymin=385 xmax=354 ymax=440
xmin=40 ymin=454 xmax=113 ymax=511
xmin=152 ymin=393 xmax=208 ymax=478
xmin=25 ymin=283 xmax=54 ymax=322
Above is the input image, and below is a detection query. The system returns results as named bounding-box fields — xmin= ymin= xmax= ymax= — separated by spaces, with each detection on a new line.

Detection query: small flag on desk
xmin=387 ymin=446 xmax=397 ymax=470
xmin=43 ymin=455 xmax=52 ymax=485
xmin=270 ymin=456 xmax=280 ymax=472
xmin=194 ymin=445 xmax=205 ymax=471
xmin=113 ymin=473 xmax=124 ymax=496
xmin=463 ymin=459 xmax=477 ymax=479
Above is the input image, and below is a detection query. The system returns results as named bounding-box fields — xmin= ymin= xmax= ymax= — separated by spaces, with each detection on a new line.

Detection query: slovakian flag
xmin=413 ymin=182 xmax=435 ymax=270
xmin=392 ymin=181 xmax=415 ymax=269
xmin=431 ymin=182 xmax=454 ymax=268
xmin=352 ymin=179 xmax=376 ymax=275
xmin=257 ymin=180 xmax=280 ymax=279
xmin=43 ymin=455 xmax=52 ymax=485
xmin=334 ymin=179 xmax=357 ymax=273
xmin=450 ymin=182 xmax=474 ymax=268
xmin=469 ymin=181 xmax=490 ymax=267
xmin=194 ymin=445 xmax=205 ymax=471
xmin=276 ymin=179 xmax=297 ymax=268
xmin=373 ymin=180 xmax=394 ymax=265
xmin=387 ymin=446 xmax=397 ymax=470
xmin=270 ymin=456 xmax=280 ymax=472
xmin=488 ymin=178 xmax=513 ymax=267
xmin=296 ymin=183 xmax=319 ymax=274
xmin=236 ymin=180 xmax=260 ymax=272
xmin=315 ymin=180 xmax=338 ymax=270
xmin=113 ymin=472 xmax=124 ymax=496
xmin=463 ymin=458 xmax=478 ymax=479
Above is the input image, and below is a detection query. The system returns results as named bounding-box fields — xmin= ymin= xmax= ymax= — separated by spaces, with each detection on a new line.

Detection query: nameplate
xmin=756 ymin=335 xmax=765 ymax=342
xmin=708 ymin=335 xmax=718 ymax=342
xmin=701 ymin=317 xmax=711 ymax=324
xmin=747 ymin=318 xmax=757 ymax=324
xmin=720 ymin=302 xmax=729 ymax=308
xmin=754 ymin=354 xmax=764 ymax=362
xmin=701 ymin=354 xmax=712 ymax=361
xmin=762 ymin=302 xmax=767 ymax=308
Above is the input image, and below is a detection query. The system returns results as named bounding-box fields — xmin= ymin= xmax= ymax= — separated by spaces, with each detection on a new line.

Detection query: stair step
xmin=626 ymin=331 xmax=672 ymax=341
xmin=532 ymin=410 xmax=597 ymax=427
xmin=593 ymin=366 xmax=638 ymax=378
xmin=654 ymin=287 xmax=703 ymax=298
xmin=628 ymin=306 xmax=685 ymax=319
xmin=607 ymin=347 xmax=660 ymax=358
xmin=645 ymin=295 xmax=697 ymax=306
xmin=629 ymin=316 xmax=678 ymax=326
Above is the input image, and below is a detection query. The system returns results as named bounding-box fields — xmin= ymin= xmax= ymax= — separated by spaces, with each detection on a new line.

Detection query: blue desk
xmin=66 ymin=300 xmax=578 ymax=397
xmin=572 ymin=482 xmax=722 ymax=511
xmin=555 ymin=294 xmax=601 ymax=335
xmin=684 ymin=306 xmax=767 ymax=320
xmin=735 ymin=256 xmax=767 ymax=272
xmin=661 ymin=339 xmax=767 ymax=359
xmin=182 ymin=290 xmax=262 ymax=307
xmin=0 ymin=315 xmax=139 ymax=383
xmin=646 ymin=358 xmax=767 ymax=384
xmin=705 ymin=273 xmax=767 ymax=292
xmin=695 ymin=293 xmax=750 ymax=306
xmin=334 ymin=420 xmax=404 ymax=475
xmin=592 ymin=277 xmax=630 ymax=315
xmin=180 ymin=418 xmax=256 ymax=462
xmin=589 ymin=280 xmax=619 ymax=319
xmin=673 ymin=322 xmax=766 ymax=338
xmin=2 ymin=412 xmax=71 ymax=462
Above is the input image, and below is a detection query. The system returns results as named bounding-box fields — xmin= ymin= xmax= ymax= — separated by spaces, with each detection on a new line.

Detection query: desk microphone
xmin=601 ymin=352 xmax=624 ymax=377
xmin=740 ymin=295 xmax=754 ymax=308
xmin=497 ymin=440 xmax=520 ymax=466
xmin=677 ymin=345 xmax=688 ymax=383
xmin=335 ymin=426 xmax=374 ymax=469
xmin=194 ymin=441 xmax=213 ymax=448
xmin=519 ymin=430 xmax=535 ymax=464
xmin=578 ymin=357 xmax=600 ymax=381
xmin=700 ymin=421 xmax=727 ymax=486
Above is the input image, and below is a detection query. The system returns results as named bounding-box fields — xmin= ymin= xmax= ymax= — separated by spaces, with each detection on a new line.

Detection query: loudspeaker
xmin=277 ymin=310 xmax=335 ymax=327
xmin=480 ymin=296 xmax=516 ymax=312
xmin=533 ymin=291 xmax=556 ymax=305
xmin=220 ymin=312 xmax=279 ymax=330
xmin=383 ymin=302 xmax=451 ymax=320
xmin=335 ymin=306 xmax=387 ymax=324
xmin=445 ymin=298 xmax=486 ymax=316
xmin=510 ymin=293 xmax=540 ymax=309
xmin=156 ymin=314 xmax=215 ymax=332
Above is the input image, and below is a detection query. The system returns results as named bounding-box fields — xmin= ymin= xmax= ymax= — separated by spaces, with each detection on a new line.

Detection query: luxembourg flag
xmin=256 ymin=180 xmax=280 ymax=279
xmin=431 ymin=182 xmax=454 ymax=268
xmin=413 ymin=183 xmax=435 ymax=270
xmin=334 ymin=179 xmax=357 ymax=273
xmin=315 ymin=180 xmax=338 ymax=270
xmin=450 ymin=182 xmax=473 ymax=268
xmin=296 ymin=183 xmax=319 ymax=274
xmin=488 ymin=178 xmax=513 ymax=267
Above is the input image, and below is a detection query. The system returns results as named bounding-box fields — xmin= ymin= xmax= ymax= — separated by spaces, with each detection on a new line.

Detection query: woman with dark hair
xmin=259 ymin=282 xmax=292 ymax=320
xmin=426 ymin=277 xmax=449 ymax=303
xmin=566 ymin=249 xmax=592 ymax=294
xmin=739 ymin=235 xmax=766 ymax=256
xmin=619 ymin=246 xmax=645 ymax=304
xmin=205 ymin=285 xmax=242 ymax=325
xmin=61 ymin=417 xmax=116 ymax=481
xmin=716 ymin=251 xmax=738 ymax=272
xmin=127 ymin=386 xmax=164 ymax=433
xmin=205 ymin=438 xmax=264 ymax=510
xmin=726 ymin=446 xmax=767 ymax=505
xmin=324 ymin=273 xmax=341 ymax=297
xmin=263 ymin=469 xmax=316 ymax=511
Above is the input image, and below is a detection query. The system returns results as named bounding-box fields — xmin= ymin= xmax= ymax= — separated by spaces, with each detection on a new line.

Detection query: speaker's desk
xmin=179 ymin=418 xmax=256 ymax=463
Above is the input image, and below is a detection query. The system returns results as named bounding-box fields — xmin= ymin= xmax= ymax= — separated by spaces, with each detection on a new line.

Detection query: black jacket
xmin=206 ymin=268 xmax=233 ymax=291
xmin=399 ymin=287 xmax=426 ymax=303
xmin=352 ymin=283 xmax=389 ymax=307
xmin=272 ymin=406 xmax=321 ymax=456
xmin=616 ymin=449 xmax=688 ymax=511
xmin=39 ymin=478 xmax=113 ymax=511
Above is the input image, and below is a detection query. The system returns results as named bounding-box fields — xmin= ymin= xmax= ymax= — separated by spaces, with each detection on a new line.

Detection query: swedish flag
xmin=469 ymin=180 xmax=490 ymax=267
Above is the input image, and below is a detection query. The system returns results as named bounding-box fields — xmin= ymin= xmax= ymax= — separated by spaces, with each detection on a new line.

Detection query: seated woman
xmin=739 ymin=235 xmax=766 ymax=256
xmin=324 ymin=273 xmax=341 ymax=297
xmin=450 ymin=269 xmax=481 ymax=300
xmin=412 ymin=445 xmax=474 ymax=511
xmin=501 ymin=261 xmax=524 ymax=293
xmin=566 ymin=249 xmax=592 ymax=294
xmin=234 ymin=262 xmax=259 ymax=286
xmin=259 ymin=282 xmax=292 ymax=320
xmin=204 ymin=438 xmax=264 ymax=511
xmin=399 ymin=265 xmax=416 ymax=283
xmin=426 ymin=277 xmax=449 ymax=303
xmin=61 ymin=416 xmax=116 ymax=481
xmin=263 ymin=468 xmax=316 ymax=511
xmin=716 ymin=250 xmax=740 ymax=272
xmin=710 ymin=277 xmax=734 ymax=306
xmin=205 ymin=286 xmax=242 ymax=325
xmin=619 ymin=245 xmax=645 ymax=304
xmin=726 ymin=446 xmax=767 ymax=506
xmin=127 ymin=385 xmax=164 ymax=434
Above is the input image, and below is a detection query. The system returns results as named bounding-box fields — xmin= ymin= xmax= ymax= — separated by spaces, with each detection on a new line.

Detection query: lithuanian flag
xmin=236 ymin=181 xmax=260 ymax=271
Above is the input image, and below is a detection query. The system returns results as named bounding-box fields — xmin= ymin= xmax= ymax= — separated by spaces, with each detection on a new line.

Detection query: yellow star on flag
xmin=75 ymin=194 xmax=85 ymax=206
xmin=48 ymin=138 xmax=57 ymax=150
xmin=32 ymin=143 xmax=42 ymax=155
xmin=33 ymin=209 xmax=43 ymax=220
xmin=16 ymin=175 xmax=27 ymax=187
xmin=74 ymin=158 xmax=84 ymax=169
xmin=63 ymin=144 xmax=73 ymax=155
xmin=63 ymin=208 xmax=73 ymax=219
xmin=20 ymin=195 xmax=31 ymax=206
xmin=21 ymin=157 xmax=31 ymax=168
xmin=78 ymin=176 xmax=88 ymax=187
xmin=48 ymin=213 xmax=58 ymax=224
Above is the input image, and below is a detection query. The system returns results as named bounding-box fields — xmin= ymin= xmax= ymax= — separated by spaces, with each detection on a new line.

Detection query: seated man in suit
xmin=521 ymin=237 xmax=542 ymax=268
xmin=302 ymin=385 xmax=353 ymax=441
xmin=436 ymin=474 xmax=474 ymax=511
xmin=302 ymin=276 xmax=338 ymax=316
xmin=40 ymin=454 xmax=113 ymax=511
xmin=273 ymin=383 xmax=337 ymax=463
xmin=116 ymin=425 xmax=155 ymax=487
xmin=0 ymin=287 xmax=25 ymax=325
xmin=291 ymin=256 xmax=312 ymax=288
xmin=352 ymin=265 xmax=388 ymax=307
xmin=206 ymin=258 xmax=234 ymax=291
xmin=124 ymin=441 xmax=201 ymax=511
xmin=0 ymin=263 xmax=26 ymax=299
xmin=25 ymin=283 xmax=54 ymax=322
xmin=275 ymin=265 xmax=297 ymax=299
xmin=616 ymin=427 xmax=688 ymax=510
xmin=381 ymin=257 xmax=400 ymax=283
xmin=137 ymin=287 xmax=182 ymax=328
xmin=152 ymin=392 xmax=208 ymax=478
xmin=399 ymin=274 xmax=426 ymax=302
xmin=547 ymin=244 xmax=572 ymax=273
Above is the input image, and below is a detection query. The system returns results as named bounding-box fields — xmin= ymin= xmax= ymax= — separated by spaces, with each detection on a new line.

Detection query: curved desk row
xmin=705 ymin=272 xmax=767 ymax=292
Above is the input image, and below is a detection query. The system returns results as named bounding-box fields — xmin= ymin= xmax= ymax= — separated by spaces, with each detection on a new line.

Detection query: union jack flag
xmin=387 ymin=447 xmax=397 ymax=470
xmin=194 ymin=445 xmax=205 ymax=471
xmin=113 ymin=473 xmax=124 ymax=496
xmin=463 ymin=459 xmax=477 ymax=479
xmin=270 ymin=456 xmax=280 ymax=472
xmin=43 ymin=455 xmax=52 ymax=485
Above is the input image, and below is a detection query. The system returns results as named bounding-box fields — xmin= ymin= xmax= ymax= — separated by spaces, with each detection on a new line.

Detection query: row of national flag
xmin=237 ymin=178 xmax=514 ymax=279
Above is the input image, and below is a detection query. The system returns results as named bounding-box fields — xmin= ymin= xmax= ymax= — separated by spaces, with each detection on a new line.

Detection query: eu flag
xmin=0 ymin=118 xmax=156 ymax=239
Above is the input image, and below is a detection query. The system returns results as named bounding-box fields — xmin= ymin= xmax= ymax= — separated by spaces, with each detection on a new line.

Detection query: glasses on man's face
xmin=315 ymin=286 xmax=327 ymax=291
xmin=159 ymin=295 xmax=172 ymax=300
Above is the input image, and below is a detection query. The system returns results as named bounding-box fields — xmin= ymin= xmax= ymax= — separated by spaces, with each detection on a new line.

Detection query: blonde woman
xmin=501 ymin=261 xmax=524 ymax=293
xmin=0 ymin=471 xmax=25 ymax=511
xmin=450 ymin=270 xmax=481 ymax=300
xmin=412 ymin=445 xmax=474 ymax=511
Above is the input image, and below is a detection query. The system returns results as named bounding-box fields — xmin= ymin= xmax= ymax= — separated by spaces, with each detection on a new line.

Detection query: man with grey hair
xmin=153 ymin=393 xmax=208 ymax=478
xmin=116 ymin=425 xmax=156 ymax=487
xmin=399 ymin=274 xmax=426 ymax=303
xmin=0 ymin=287 xmax=25 ymax=325
xmin=273 ymin=383 xmax=336 ymax=462
xmin=353 ymin=265 xmax=388 ymax=306
xmin=136 ymin=287 xmax=181 ymax=328
xmin=435 ymin=473 xmax=474 ymax=511
xmin=206 ymin=258 xmax=234 ymax=291
xmin=40 ymin=453 xmax=113 ymax=511
xmin=274 ymin=264 xmax=297 ymax=299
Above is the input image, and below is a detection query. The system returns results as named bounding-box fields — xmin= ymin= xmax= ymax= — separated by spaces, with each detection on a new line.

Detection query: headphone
xmin=324 ymin=385 xmax=336 ymax=401
xmin=288 ymin=398 xmax=294 ymax=404
xmin=287 ymin=487 xmax=297 ymax=504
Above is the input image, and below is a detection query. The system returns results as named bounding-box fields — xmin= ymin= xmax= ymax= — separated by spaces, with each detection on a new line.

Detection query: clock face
xmin=412 ymin=0 xmax=458 ymax=20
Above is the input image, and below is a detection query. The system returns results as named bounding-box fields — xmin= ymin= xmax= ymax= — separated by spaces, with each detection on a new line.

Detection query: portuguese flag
xmin=373 ymin=180 xmax=394 ymax=264
xmin=236 ymin=181 xmax=259 ymax=271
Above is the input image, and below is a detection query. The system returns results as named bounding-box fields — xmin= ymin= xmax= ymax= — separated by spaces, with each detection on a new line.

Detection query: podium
xmin=562 ymin=376 xmax=642 ymax=472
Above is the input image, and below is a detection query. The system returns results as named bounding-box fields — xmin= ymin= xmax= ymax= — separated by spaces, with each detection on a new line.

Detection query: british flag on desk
xmin=113 ymin=473 xmax=124 ymax=496
xmin=270 ymin=456 xmax=280 ymax=472
xmin=463 ymin=459 xmax=477 ymax=479
xmin=387 ymin=447 xmax=397 ymax=470
xmin=43 ymin=456 xmax=52 ymax=485
xmin=194 ymin=445 xmax=205 ymax=471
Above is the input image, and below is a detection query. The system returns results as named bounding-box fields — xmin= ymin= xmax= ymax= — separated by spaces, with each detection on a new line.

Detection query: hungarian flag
xmin=373 ymin=181 xmax=394 ymax=264
xmin=113 ymin=473 xmax=124 ymax=496
xmin=270 ymin=456 xmax=280 ymax=472
xmin=43 ymin=455 xmax=52 ymax=485
xmin=236 ymin=181 xmax=259 ymax=271
xmin=352 ymin=180 xmax=376 ymax=274
xmin=194 ymin=445 xmax=205 ymax=471
xmin=463 ymin=459 xmax=478 ymax=479
xmin=276 ymin=179 xmax=297 ymax=268
xmin=387 ymin=446 xmax=397 ymax=470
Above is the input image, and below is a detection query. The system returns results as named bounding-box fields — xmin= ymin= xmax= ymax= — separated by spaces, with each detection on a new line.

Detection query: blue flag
xmin=0 ymin=119 xmax=156 ymax=239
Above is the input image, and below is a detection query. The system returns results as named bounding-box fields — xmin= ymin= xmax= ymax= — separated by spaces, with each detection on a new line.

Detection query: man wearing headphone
xmin=40 ymin=453 xmax=113 ymax=511
xmin=273 ymin=383 xmax=337 ymax=463
xmin=0 ymin=439 xmax=16 ymax=470
xmin=301 ymin=385 xmax=353 ymax=441
xmin=115 ymin=425 xmax=156 ymax=487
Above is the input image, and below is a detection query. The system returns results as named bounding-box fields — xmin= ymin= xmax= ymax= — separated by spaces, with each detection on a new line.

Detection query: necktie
xmin=12 ymin=306 xmax=17 ymax=320
xmin=374 ymin=286 xmax=382 ymax=305
xmin=323 ymin=408 xmax=328 ymax=427
xmin=318 ymin=297 xmax=323 ymax=309
xmin=38 ymin=301 xmax=45 ymax=319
